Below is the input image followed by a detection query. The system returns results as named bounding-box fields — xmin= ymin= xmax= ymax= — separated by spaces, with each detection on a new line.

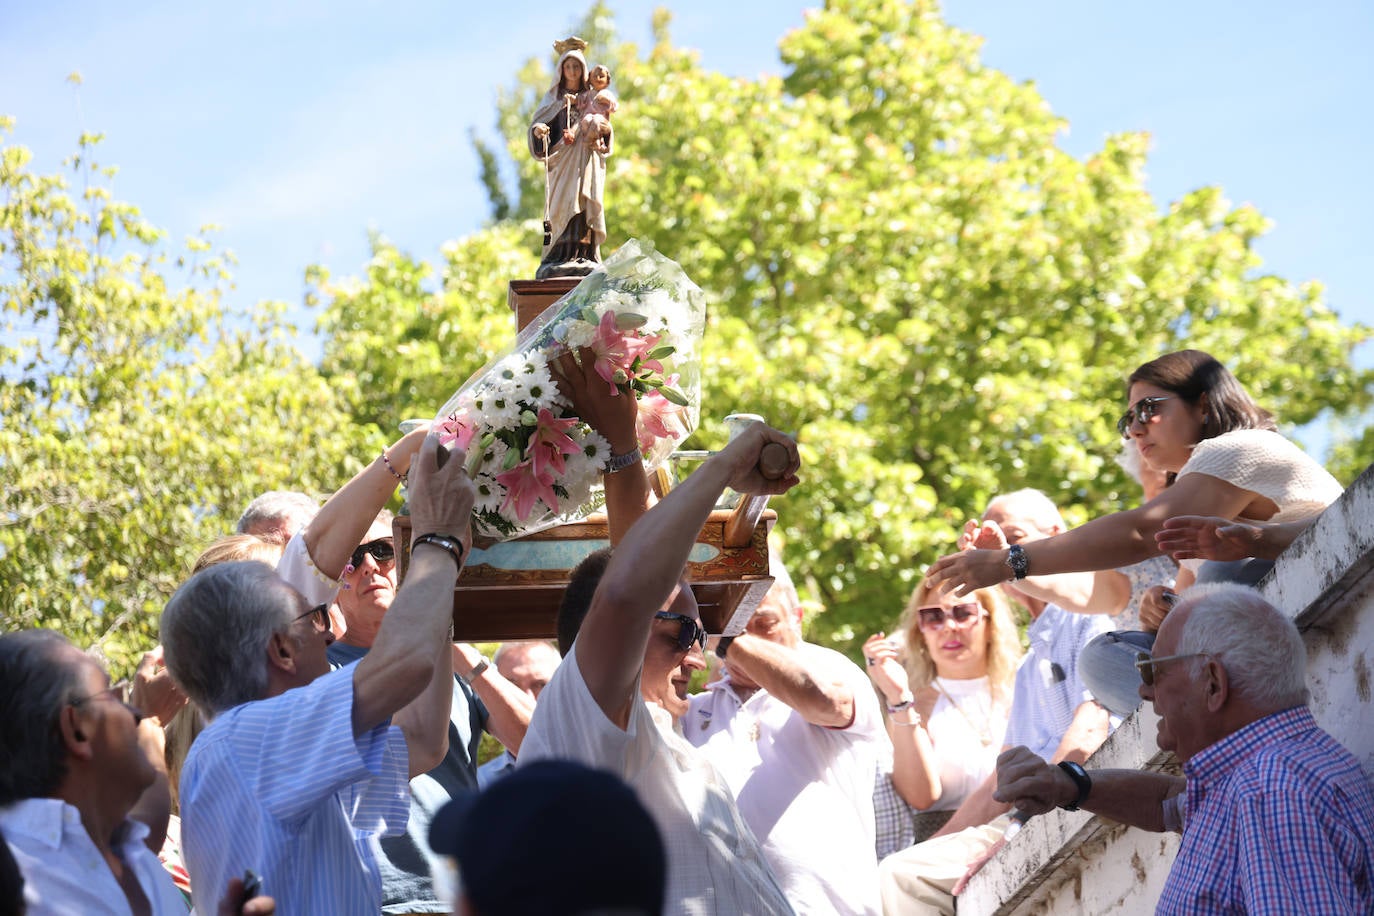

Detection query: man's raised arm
xmin=576 ymin=422 xmax=800 ymax=727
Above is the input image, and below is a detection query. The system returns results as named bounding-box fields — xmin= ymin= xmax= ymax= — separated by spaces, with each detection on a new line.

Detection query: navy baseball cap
xmin=430 ymin=759 xmax=666 ymax=915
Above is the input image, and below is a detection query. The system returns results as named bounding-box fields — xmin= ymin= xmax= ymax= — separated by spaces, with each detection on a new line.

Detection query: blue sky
xmin=3 ymin=0 xmax=1371 ymax=367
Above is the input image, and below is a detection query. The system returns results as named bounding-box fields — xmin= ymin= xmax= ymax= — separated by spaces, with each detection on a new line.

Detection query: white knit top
xmin=1177 ymin=429 xmax=1344 ymax=524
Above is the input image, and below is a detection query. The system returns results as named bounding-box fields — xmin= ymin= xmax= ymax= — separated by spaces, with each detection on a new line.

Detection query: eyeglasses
xmin=917 ymin=603 xmax=987 ymax=632
xmin=349 ymin=539 xmax=396 ymax=570
xmin=295 ymin=601 xmax=332 ymax=631
xmin=1117 ymin=396 xmax=1174 ymax=439
xmin=70 ymin=681 xmax=142 ymax=722
xmin=1134 ymin=651 xmax=1213 ymax=687
xmin=654 ymin=612 xmax=708 ymax=653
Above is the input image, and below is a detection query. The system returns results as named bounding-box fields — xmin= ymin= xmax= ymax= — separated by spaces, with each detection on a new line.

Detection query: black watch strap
xmin=413 ymin=533 xmax=466 ymax=572
xmin=1057 ymin=761 xmax=1092 ymax=811
xmin=1006 ymin=543 xmax=1030 ymax=580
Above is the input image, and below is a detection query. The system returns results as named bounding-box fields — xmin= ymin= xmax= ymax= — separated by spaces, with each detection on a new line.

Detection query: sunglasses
xmin=294 ymin=603 xmax=331 ymax=633
xmin=1134 ymin=651 xmax=1212 ymax=686
xmin=654 ymin=611 xmax=708 ymax=653
xmin=1117 ymin=396 xmax=1174 ymax=439
xmin=349 ymin=539 xmax=396 ymax=570
xmin=917 ymin=603 xmax=986 ymax=632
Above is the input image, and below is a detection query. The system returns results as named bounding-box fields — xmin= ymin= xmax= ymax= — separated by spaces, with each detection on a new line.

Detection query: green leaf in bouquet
xmin=660 ymin=387 xmax=690 ymax=406
xmin=580 ymin=307 xmax=598 ymax=324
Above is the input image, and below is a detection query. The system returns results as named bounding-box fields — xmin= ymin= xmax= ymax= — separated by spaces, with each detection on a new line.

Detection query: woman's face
xmin=1124 ymin=381 xmax=1208 ymax=474
xmin=562 ymin=57 xmax=584 ymax=85
xmin=915 ymin=592 xmax=990 ymax=677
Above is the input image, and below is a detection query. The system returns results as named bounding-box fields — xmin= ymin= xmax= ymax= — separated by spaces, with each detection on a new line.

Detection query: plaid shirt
xmin=1158 ymin=706 xmax=1374 ymax=914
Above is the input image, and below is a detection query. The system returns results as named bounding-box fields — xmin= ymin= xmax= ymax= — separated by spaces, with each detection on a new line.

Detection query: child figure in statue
xmin=578 ymin=65 xmax=618 ymax=155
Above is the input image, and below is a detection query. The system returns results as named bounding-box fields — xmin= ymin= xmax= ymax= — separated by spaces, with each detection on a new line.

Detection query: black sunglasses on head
xmin=350 ymin=539 xmax=395 ymax=569
xmin=1117 ymin=396 xmax=1174 ymax=439
xmin=654 ymin=611 xmax=708 ymax=653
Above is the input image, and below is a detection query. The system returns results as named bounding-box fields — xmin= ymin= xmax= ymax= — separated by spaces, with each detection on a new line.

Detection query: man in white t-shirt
xmin=687 ymin=562 xmax=887 ymax=915
xmin=518 ymin=422 xmax=801 ymax=916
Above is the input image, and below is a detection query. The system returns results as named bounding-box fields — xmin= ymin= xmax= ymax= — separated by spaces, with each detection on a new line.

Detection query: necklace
xmin=932 ymin=677 xmax=994 ymax=747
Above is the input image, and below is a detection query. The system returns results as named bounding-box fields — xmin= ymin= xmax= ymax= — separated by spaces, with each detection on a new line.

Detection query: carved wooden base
xmin=393 ymin=509 xmax=775 ymax=641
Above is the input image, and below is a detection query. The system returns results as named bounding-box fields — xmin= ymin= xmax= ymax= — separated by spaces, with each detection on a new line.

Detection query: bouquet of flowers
xmin=433 ymin=239 xmax=705 ymax=540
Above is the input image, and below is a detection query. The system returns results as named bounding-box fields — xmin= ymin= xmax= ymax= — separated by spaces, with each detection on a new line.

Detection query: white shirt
xmin=275 ymin=528 xmax=341 ymax=606
xmin=518 ymin=647 xmax=793 ymax=916
xmin=0 ymin=798 xmax=188 ymax=915
xmin=179 ymin=663 xmax=411 ymax=916
xmin=923 ymin=675 xmax=1011 ymax=812
xmin=686 ymin=643 xmax=887 ymax=916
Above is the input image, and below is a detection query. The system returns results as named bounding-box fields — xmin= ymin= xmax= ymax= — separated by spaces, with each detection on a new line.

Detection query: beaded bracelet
xmin=886 ymin=696 xmax=915 ymax=714
xmin=381 ymin=451 xmax=406 ymax=482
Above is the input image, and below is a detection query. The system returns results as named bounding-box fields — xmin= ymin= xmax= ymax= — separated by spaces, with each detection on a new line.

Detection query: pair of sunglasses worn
xmin=1134 ymin=651 xmax=1213 ymax=686
xmin=1116 ymin=396 xmax=1174 ymax=439
xmin=350 ymin=539 xmax=396 ymax=570
xmin=916 ymin=603 xmax=986 ymax=632
xmin=655 ymin=611 xmax=708 ymax=653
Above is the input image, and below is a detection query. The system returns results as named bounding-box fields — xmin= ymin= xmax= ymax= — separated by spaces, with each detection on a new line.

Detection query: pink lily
xmin=526 ymin=408 xmax=582 ymax=478
xmin=438 ymin=411 xmax=478 ymax=451
xmin=590 ymin=310 xmax=663 ymax=394
xmin=636 ymin=379 xmax=687 ymax=451
xmin=495 ymin=461 xmax=560 ymax=521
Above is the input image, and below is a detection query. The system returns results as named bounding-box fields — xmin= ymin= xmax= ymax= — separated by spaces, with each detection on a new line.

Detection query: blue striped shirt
xmin=1002 ymin=604 xmax=1113 ymax=759
xmin=179 ymin=663 xmax=410 ymax=915
xmin=1159 ymin=706 xmax=1374 ymax=914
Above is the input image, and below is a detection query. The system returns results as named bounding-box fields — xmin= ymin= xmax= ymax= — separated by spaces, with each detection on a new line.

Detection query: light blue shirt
xmin=477 ymin=750 xmax=517 ymax=789
xmin=179 ymin=663 xmax=410 ymax=916
xmin=1003 ymin=604 xmax=1114 ymax=759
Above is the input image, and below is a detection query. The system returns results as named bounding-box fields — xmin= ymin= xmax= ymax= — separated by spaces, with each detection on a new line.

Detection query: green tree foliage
xmin=312 ymin=0 xmax=1372 ymax=654
xmin=0 ymin=121 xmax=370 ymax=675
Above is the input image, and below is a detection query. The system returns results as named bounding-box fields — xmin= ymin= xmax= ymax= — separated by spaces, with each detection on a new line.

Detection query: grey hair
xmin=1173 ymin=584 xmax=1308 ymax=709
xmin=985 ymin=488 xmax=1065 ymax=533
xmin=161 ymin=561 xmax=299 ymax=716
xmin=0 ymin=630 xmax=87 ymax=805
xmin=236 ymin=491 xmax=319 ymax=542
xmin=493 ymin=639 xmax=561 ymax=669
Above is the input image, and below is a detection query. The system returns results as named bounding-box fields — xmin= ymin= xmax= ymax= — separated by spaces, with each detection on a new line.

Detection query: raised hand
xmin=861 ymin=632 xmax=909 ymax=704
xmin=716 ymin=421 xmax=800 ymax=496
xmin=551 ymin=347 xmax=638 ymax=454
xmin=1156 ymin=516 xmax=1262 ymax=562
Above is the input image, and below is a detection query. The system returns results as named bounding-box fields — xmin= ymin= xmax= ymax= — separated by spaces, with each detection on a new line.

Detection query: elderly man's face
xmin=64 ymin=647 xmax=157 ymax=801
xmin=1139 ymin=605 xmax=1210 ymax=762
xmin=337 ymin=520 xmax=397 ymax=646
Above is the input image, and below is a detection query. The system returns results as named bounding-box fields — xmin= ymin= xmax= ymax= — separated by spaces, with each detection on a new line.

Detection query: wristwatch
xmin=1005 ymin=544 xmax=1029 ymax=580
xmin=414 ymin=533 xmax=466 ymax=572
xmin=459 ymin=657 xmax=489 ymax=688
xmin=1057 ymin=761 xmax=1093 ymax=811
xmin=604 ymin=447 xmax=643 ymax=474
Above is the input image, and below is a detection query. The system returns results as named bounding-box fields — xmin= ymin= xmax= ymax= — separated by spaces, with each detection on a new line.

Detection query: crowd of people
xmin=3 ymin=348 xmax=1373 ymax=915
